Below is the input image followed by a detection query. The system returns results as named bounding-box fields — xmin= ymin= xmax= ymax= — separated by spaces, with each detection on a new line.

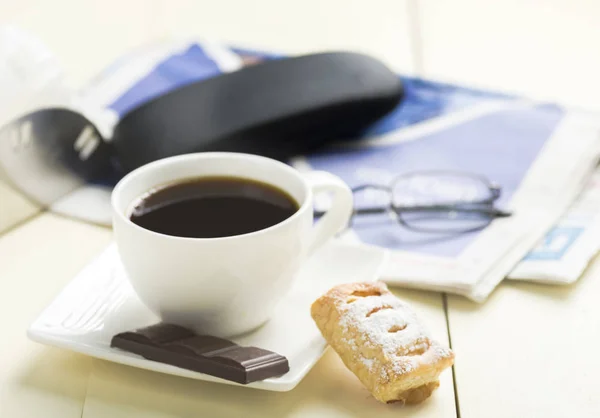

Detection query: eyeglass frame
xmin=315 ymin=170 xmax=512 ymax=233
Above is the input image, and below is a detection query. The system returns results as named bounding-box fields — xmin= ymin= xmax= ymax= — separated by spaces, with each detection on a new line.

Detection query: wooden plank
xmin=0 ymin=180 xmax=40 ymax=235
xmin=0 ymin=213 xmax=112 ymax=417
xmin=5 ymin=0 xmax=154 ymax=86
xmin=448 ymin=257 xmax=600 ymax=418
xmin=419 ymin=2 xmax=600 ymax=414
xmin=152 ymin=0 xmax=417 ymax=74
xmin=418 ymin=0 xmax=600 ymax=111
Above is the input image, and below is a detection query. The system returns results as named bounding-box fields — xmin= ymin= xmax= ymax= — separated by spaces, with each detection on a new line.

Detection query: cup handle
xmin=304 ymin=170 xmax=354 ymax=255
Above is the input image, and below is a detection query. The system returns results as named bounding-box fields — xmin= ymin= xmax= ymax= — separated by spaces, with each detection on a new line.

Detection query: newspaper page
xmin=291 ymin=91 xmax=600 ymax=301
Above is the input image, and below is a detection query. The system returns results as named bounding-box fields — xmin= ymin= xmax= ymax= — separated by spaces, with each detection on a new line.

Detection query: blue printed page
xmin=303 ymin=102 xmax=563 ymax=257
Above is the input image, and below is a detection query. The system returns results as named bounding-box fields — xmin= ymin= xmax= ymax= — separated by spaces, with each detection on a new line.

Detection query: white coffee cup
xmin=112 ymin=152 xmax=353 ymax=337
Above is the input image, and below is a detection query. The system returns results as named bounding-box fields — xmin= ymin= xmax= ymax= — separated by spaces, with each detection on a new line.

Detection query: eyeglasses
xmin=316 ymin=171 xmax=512 ymax=233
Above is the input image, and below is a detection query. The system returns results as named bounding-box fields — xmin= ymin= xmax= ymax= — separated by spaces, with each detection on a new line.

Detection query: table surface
xmin=2 ymin=1 xmax=600 ymax=417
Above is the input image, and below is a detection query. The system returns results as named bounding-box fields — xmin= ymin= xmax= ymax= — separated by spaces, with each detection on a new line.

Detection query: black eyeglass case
xmin=111 ymin=51 xmax=404 ymax=172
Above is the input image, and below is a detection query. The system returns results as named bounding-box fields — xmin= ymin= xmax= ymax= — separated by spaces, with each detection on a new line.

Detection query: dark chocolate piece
xmin=110 ymin=324 xmax=289 ymax=384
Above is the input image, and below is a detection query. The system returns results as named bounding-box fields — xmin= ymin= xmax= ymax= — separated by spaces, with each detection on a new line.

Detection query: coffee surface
xmin=130 ymin=176 xmax=299 ymax=238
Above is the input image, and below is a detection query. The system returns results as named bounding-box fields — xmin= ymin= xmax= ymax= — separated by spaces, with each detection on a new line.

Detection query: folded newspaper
xmin=2 ymin=28 xmax=600 ymax=301
xmin=292 ymin=95 xmax=600 ymax=301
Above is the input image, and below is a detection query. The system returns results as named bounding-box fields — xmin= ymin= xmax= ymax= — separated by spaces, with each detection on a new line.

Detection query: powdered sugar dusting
xmin=341 ymin=337 xmax=358 ymax=351
xmin=337 ymin=290 xmax=449 ymax=377
xmin=361 ymin=357 xmax=375 ymax=370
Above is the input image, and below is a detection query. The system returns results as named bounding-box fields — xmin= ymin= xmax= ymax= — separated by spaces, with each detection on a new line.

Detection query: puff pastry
xmin=311 ymin=281 xmax=454 ymax=404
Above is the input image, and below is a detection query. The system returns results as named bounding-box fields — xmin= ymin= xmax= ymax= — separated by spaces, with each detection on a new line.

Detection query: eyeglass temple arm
xmin=394 ymin=205 xmax=512 ymax=217
xmin=314 ymin=205 xmax=512 ymax=218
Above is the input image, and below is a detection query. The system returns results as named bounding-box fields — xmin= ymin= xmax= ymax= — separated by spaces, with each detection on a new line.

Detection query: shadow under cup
xmin=111 ymin=153 xmax=314 ymax=337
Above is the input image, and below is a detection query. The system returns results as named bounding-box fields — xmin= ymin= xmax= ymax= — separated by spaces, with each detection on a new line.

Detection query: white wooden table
xmin=1 ymin=1 xmax=600 ymax=417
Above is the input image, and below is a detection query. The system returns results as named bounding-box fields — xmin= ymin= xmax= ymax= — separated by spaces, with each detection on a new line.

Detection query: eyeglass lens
xmin=349 ymin=172 xmax=499 ymax=232
xmin=391 ymin=172 xmax=495 ymax=207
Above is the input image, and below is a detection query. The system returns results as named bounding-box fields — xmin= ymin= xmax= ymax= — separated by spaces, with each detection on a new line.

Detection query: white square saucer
xmin=28 ymin=241 xmax=385 ymax=391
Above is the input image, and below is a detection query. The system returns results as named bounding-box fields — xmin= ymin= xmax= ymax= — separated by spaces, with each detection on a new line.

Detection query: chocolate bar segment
xmin=111 ymin=324 xmax=289 ymax=384
xmin=118 ymin=323 xmax=196 ymax=345
xmin=209 ymin=346 xmax=291 ymax=382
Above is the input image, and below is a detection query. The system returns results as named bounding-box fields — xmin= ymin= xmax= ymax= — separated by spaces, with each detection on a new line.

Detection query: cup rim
xmin=111 ymin=152 xmax=312 ymax=242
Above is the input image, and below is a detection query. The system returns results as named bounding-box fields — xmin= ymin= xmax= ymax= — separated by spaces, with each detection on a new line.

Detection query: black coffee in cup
xmin=129 ymin=177 xmax=299 ymax=238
